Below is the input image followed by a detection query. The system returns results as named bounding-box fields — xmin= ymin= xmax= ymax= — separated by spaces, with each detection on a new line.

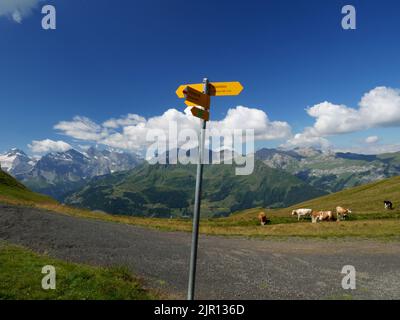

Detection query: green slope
xmin=232 ymin=175 xmax=400 ymax=221
xmin=0 ymin=169 xmax=56 ymax=205
xmin=283 ymin=175 xmax=400 ymax=214
xmin=66 ymin=160 xmax=327 ymax=218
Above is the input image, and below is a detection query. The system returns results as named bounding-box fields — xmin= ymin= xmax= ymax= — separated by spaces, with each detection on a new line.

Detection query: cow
xmin=258 ymin=212 xmax=269 ymax=226
xmin=384 ymin=201 xmax=393 ymax=210
xmin=336 ymin=206 xmax=351 ymax=221
xmin=311 ymin=211 xmax=321 ymax=223
xmin=317 ymin=211 xmax=334 ymax=222
xmin=292 ymin=208 xmax=313 ymax=221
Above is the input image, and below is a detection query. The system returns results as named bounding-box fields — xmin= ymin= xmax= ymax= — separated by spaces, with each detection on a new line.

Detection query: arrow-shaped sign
xmin=183 ymin=86 xmax=210 ymax=109
xmin=176 ymin=81 xmax=243 ymax=98
xmin=190 ymin=107 xmax=209 ymax=121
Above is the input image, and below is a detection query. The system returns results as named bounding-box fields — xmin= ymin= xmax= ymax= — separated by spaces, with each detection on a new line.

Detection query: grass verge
xmin=0 ymin=242 xmax=155 ymax=300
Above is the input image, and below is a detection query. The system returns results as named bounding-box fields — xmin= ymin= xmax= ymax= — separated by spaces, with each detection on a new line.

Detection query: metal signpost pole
xmin=187 ymin=78 xmax=209 ymax=300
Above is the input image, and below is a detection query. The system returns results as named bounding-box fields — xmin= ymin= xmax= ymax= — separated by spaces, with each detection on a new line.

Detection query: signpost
xmin=176 ymin=78 xmax=243 ymax=300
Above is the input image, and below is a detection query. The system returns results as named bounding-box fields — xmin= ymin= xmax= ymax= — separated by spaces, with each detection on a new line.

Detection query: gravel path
xmin=1 ymin=204 xmax=400 ymax=299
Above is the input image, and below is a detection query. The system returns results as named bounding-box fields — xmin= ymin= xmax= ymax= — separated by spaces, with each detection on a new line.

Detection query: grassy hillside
xmin=217 ymin=175 xmax=400 ymax=235
xmin=285 ymin=175 xmax=400 ymax=214
xmin=65 ymin=161 xmax=326 ymax=218
xmin=232 ymin=175 xmax=400 ymax=221
xmin=0 ymin=169 xmax=56 ymax=205
xmin=0 ymin=243 xmax=154 ymax=300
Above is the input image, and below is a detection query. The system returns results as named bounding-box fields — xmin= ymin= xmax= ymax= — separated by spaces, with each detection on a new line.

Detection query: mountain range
xmin=0 ymin=147 xmax=142 ymax=200
xmin=1 ymin=146 xmax=400 ymax=217
xmin=65 ymin=159 xmax=326 ymax=218
xmin=255 ymin=147 xmax=400 ymax=192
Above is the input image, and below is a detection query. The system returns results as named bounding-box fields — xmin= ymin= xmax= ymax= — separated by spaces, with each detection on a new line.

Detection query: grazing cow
xmin=336 ymin=206 xmax=352 ymax=221
xmin=317 ymin=211 xmax=334 ymax=222
xmin=384 ymin=201 xmax=393 ymax=210
xmin=292 ymin=208 xmax=313 ymax=221
xmin=311 ymin=211 xmax=321 ymax=223
xmin=258 ymin=212 xmax=269 ymax=226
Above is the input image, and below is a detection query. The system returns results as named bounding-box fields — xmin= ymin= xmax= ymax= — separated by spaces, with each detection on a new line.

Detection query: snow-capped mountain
xmin=3 ymin=144 xmax=400 ymax=203
xmin=27 ymin=149 xmax=94 ymax=184
xmin=84 ymin=147 xmax=142 ymax=176
xmin=0 ymin=148 xmax=37 ymax=177
xmin=1 ymin=147 xmax=142 ymax=200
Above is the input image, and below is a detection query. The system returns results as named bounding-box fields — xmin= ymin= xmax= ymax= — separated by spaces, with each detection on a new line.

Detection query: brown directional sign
xmin=183 ymin=86 xmax=210 ymax=109
xmin=176 ymin=81 xmax=243 ymax=98
xmin=190 ymin=106 xmax=209 ymax=121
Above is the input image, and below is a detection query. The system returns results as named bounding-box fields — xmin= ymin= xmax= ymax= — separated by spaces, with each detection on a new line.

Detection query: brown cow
xmin=258 ymin=212 xmax=269 ymax=226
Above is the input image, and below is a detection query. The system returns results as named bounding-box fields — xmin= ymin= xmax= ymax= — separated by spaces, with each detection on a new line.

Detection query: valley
xmin=1 ymin=165 xmax=399 ymax=239
xmin=2 ymin=146 xmax=399 ymax=219
xmin=65 ymin=160 xmax=325 ymax=218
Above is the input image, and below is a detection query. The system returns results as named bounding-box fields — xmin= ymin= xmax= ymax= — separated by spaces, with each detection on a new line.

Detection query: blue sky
xmin=1 ymin=0 xmax=400 ymax=155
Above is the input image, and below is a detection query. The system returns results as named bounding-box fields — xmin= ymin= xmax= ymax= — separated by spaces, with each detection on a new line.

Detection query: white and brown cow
xmin=311 ymin=211 xmax=321 ymax=223
xmin=336 ymin=206 xmax=352 ymax=221
xmin=292 ymin=208 xmax=313 ymax=221
xmin=317 ymin=211 xmax=334 ymax=222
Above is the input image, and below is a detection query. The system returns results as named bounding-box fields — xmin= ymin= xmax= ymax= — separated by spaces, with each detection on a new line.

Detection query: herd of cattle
xmin=258 ymin=201 xmax=396 ymax=226
xmin=291 ymin=207 xmax=351 ymax=223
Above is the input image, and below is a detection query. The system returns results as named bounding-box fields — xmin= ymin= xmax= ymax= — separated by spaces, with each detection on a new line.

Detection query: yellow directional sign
xmin=208 ymin=81 xmax=244 ymax=96
xmin=176 ymin=81 xmax=243 ymax=98
xmin=190 ymin=107 xmax=210 ymax=121
xmin=184 ymin=86 xmax=210 ymax=109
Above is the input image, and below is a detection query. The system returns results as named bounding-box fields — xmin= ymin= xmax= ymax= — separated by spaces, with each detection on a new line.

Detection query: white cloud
xmin=359 ymin=87 xmax=400 ymax=128
xmin=54 ymin=116 xmax=109 ymax=141
xmin=283 ymin=128 xmax=331 ymax=150
xmin=29 ymin=139 xmax=72 ymax=153
xmin=0 ymin=0 xmax=43 ymax=23
xmin=103 ymin=114 xmax=146 ymax=129
xmin=54 ymin=107 xmax=291 ymax=152
xmin=285 ymin=87 xmax=400 ymax=149
xmin=306 ymin=102 xmax=361 ymax=135
xmin=93 ymin=109 xmax=200 ymax=151
xmin=365 ymin=136 xmax=379 ymax=144
xmin=210 ymin=106 xmax=291 ymax=141
xmin=308 ymin=87 xmax=400 ymax=135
